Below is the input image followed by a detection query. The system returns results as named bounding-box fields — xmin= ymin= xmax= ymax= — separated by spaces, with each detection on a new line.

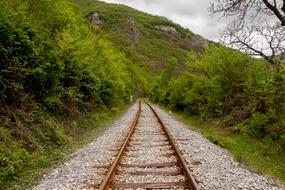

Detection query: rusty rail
xmin=145 ymin=101 xmax=199 ymax=190
xmin=98 ymin=100 xmax=141 ymax=190
xmin=98 ymin=100 xmax=199 ymax=190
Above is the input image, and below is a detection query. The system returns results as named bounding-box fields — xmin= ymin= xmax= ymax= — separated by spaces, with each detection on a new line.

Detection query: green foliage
xmin=0 ymin=128 xmax=29 ymax=181
xmin=151 ymin=57 xmax=178 ymax=103
xmin=71 ymin=0 xmax=205 ymax=83
xmin=0 ymin=0 xmax=137 ymax=111
xmin=152 ymin=45 xmax=285 ymax=142
xmin=0 ymin=0 xmax=140 ymax=186
xmin=1 ymin=0 xmax=285 ymax=187
xmin=242 ymin=113 xmax=277 ymax=138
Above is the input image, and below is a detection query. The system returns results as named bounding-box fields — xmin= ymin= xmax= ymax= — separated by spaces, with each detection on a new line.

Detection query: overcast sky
xmin=100 ymin=0 xmax=228 ymax=41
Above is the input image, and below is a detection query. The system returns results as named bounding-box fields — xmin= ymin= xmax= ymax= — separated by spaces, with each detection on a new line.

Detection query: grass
xmin=2 ymin=104 xmax=131 ymax=190
xmin=160 ymin=106 xmax=285 ymax=184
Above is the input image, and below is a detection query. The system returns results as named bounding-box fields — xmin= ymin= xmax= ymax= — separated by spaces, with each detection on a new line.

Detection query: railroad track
xmin=90 ymin=100 xmax=199 ymax=190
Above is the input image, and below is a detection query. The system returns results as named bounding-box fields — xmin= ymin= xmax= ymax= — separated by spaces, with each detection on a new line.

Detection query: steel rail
xmin=145 ymin=101 xmax=199 ymax=190
xmin=98 ymin=100 xmax=141 ymax=190
xmin=98 ymin=100 xmax=199 ymax=190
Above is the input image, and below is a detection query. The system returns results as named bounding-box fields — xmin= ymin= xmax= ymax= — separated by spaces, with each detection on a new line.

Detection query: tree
xmin=209 ymin=0 xmax=285 ymax=64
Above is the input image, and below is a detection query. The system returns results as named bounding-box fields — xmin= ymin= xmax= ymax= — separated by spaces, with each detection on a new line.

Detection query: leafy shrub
xmin=242 ymin=113 xmax=277 ymax=138
xmin=0 ymin=0 xmax=142 ymax=185
xmin=151 ymin=44 xmax=285 ymax=141
xmin=0 ymin=141 xmax=29 ymax=183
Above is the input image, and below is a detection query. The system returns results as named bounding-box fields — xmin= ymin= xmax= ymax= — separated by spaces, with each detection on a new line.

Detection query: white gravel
xmin=32 ymin=103 xmax=138 ymax=190
xmin=32 ymin=102 xmax=285 ymax=190
xmin=114 ymin=103 xmax=185 ymax=185
xmin=152 ymin=103 xmax=285 ymax=190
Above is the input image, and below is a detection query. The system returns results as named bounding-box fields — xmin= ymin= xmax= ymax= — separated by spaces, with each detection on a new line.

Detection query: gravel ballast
xmin=152 ymin=104 xmax=284 ymax=190
xmin=32 ymin=102 xmax=284 ymax=190
xmin=32 ymin=103 xmax=138 ymax=190
xmin=113 ymin=103 xmax=185 ymax=186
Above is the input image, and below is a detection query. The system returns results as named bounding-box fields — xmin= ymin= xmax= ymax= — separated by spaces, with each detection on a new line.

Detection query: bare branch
xmin=282 ymin=0 xmax=285 ymax=14
xmin=210 ymin=0 xmax=285 ymax=64
xmin=262 ymin=0 xmax=285 ymax=25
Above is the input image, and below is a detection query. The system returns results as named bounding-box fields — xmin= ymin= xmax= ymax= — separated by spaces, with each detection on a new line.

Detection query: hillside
xmin=0 ymin=0 xmax=144 ymax=188
xmin=72 ymin=0 xmax=285 ymax=183
xmin=72 ymin=0 xmax=207 ymax=75
xmin=1 ymin=0 xmax=284 ymax=188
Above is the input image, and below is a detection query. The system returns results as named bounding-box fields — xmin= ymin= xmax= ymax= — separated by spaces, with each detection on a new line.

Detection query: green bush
xmin=0 ymin=135 xmax=29 ymax=183
xmin=0 ymin=0 xmax=137 ymax=113
xmin=0 ymin=0 xmax=142 ymax=185
xmin=243 ymin=113 xmax=277 ymax=138
xmin=151 ymin=44 xmax=285 ymax=141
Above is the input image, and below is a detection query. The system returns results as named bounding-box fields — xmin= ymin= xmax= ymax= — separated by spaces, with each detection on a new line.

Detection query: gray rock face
xmin=87 ymin=11 xmax=102 ymax=25
xmin=126 ymin=16 xmax=140 ymax=43
xmin=127 ymin=16 xmax=135 ymax=25
xmin=154 ymin=25 xmax=178 ymax=33
xmin=186 ymin=34 xmax=208 ymax=49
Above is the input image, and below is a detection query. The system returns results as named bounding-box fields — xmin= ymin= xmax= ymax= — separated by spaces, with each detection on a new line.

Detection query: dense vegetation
xmin=71 ymin=0 xmax=206 ymax=77
xmin=151 ymin=45 xmax=285 ymax=180
xmin=1 ymin=0 xmax=284 ymax=188
xmin=152 ymin=45 xmax=285 ymax=143
xmin=68 ymin=0 xmax=285 ymax=182
xmin=0 ymin=0 xmax=145 ymax=187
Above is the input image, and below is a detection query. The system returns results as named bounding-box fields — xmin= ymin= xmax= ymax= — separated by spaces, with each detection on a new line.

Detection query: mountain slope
xmin=72 ymin=0 xmax=285 ymax=183
xmin=72 ymin=0 xmax=208 ymax=74
xmin=0 ymin=0 xmax=143 ymax=188
xmin=1 ymin=0 xmax=284 ymax=188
